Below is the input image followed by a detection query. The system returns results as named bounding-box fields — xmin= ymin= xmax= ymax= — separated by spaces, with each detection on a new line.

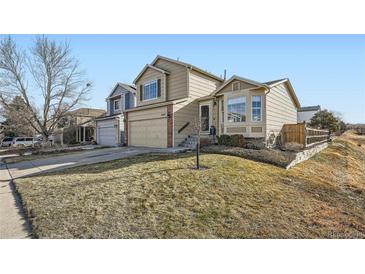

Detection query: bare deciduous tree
xmin=0 ymin=36 xmax=91 ymax=141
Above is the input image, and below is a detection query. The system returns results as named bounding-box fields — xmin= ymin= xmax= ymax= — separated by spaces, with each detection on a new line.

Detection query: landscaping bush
xmin=231 ymin=134 xmax=245 ymax=147
xmin=217 ymin=134 xmax=246 ymax=147
xmin=217 ymin=135 xmax=232 ymax=146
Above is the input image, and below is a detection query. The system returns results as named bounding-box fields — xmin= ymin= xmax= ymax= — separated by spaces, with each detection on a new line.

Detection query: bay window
xmin=252 ymin=95 xmax=262 ymax=121
xmin=227 ymin=96 xmax=246 ymax=122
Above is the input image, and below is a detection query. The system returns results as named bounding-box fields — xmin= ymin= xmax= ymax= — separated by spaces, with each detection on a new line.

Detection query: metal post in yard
xmin=196 ymin=142 xmax=200 ymax=170
xmin=196 ymin=128 xmax=201 ymax=170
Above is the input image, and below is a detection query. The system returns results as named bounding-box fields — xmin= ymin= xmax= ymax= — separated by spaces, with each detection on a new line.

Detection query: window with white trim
xmin=252 ymin=95 xmax=262 ymax=121
xmin=221 ymin=100 xmax=224 ymax=123
xmin=143 ymin=80 xmax=157 ymax=100
xmin=114 ymin=99 xmax=120 ymax=111
xmin=227 ymin=96 xmax=246 ymax=122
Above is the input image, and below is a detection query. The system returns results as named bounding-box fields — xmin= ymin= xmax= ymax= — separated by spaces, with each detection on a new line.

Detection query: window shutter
xmin=139 ymin=85 xmax=143 ymax=101
xmin=157 ymin=79 xmax=161 ymax=97
xmin=110 ymin=100 xmax=113 ymax=114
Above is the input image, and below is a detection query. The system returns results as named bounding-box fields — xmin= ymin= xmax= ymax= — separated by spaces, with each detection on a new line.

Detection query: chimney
xmin=223 ymin=69 xmax=227 ymax=80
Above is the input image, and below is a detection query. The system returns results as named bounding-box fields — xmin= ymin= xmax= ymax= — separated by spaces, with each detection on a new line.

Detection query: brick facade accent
xmin=124 ymin=112 xmax=128 ymax=145
xmin=167 ymin=105 xmax=173 ymax=147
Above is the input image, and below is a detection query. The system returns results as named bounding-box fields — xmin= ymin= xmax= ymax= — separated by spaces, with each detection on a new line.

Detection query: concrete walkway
xmin=0 ymin=161 xmax=31 ymax=239
xmin=0 ymin=146 xmax=188 ymax=238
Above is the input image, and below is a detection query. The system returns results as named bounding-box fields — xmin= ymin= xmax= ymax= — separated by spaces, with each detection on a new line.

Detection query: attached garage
xmin=129 ymin=118 xmax=167 ymax=147
xmin=96 ymin=116 xmax=123 ymax=146
xmin=127 ymin=105 xmax=172 ymax=148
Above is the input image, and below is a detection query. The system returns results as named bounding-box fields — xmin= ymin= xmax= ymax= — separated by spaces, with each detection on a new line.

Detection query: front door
xmin=200 ymin=104 xmax=210 ymax=133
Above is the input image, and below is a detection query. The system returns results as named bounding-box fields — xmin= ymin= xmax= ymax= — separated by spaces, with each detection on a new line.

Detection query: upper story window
xmin=114 ymin=99 xmax=120 ymax=111
xmin=143 ymin=80 xmax=157 ymax=100
xmin=252 ymin=95 xmax=262 ymax=122
xmin=227 ymin=96 xmax=246 ymax=122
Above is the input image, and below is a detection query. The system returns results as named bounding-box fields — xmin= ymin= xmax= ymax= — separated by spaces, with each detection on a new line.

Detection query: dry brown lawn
xmin=15 ymin=131 xmax=365 ymax=238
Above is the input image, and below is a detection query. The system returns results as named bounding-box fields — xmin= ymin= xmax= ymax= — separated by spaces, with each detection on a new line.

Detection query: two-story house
xmin=124 ymin=55 xmax=224 ymax=148
xmin=99 ymin=55 xmax=301 ymax=149
xmin=96 ymin=83 xmax=136 ymax=146
xmin=124 ymin=56 xmax=301 ymax=148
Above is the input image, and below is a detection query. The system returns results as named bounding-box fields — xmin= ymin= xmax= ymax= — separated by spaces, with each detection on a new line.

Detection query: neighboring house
xmin=53 ymin=108 xmax=106 ymax=145
xmin=297 ymin=105 xmax=321 ymax=123
xmin=198 ymin=76 xmax=300 ymax=147
xmin=95 ymin=83 xmax=136 ymax=146
xmin=124 ymin=55 xmax=224 ymax=148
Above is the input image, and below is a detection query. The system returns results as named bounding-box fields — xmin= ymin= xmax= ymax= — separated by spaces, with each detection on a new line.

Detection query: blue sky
xmin=3 ymin=35 xmax=365 ymax=123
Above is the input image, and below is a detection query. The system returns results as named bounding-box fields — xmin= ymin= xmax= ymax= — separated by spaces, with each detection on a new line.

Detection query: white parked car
xmin=1 ymin=137 xmax=15 ymax=147
xmin=11 ymin=137 xmax=41 ymax=148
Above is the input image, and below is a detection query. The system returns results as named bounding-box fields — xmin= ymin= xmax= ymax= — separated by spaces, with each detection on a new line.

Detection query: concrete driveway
xmin=5 ymin=146 xmax=187 ymax=179
xmin=0 ymin=146 xmax=188 ymax=238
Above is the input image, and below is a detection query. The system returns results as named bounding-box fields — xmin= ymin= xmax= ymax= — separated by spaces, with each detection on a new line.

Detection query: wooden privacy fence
xmin=282 ymin=123 xmax=330 ymax=149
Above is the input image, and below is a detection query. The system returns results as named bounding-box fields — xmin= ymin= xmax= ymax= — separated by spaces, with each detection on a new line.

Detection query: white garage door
xmin=129 ymin=118 xmax=167 ymax=148
xmin=97 ymin=119 xmax=116 ymax=146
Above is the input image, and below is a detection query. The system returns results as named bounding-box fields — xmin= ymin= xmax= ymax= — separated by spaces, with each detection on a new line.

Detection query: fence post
xmin=303 ymin=122 xmax=307 ymax=149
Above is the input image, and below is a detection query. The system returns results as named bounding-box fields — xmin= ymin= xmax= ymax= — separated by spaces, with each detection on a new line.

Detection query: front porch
xmin=75 ymin=126 xmax=95 ymax=143
xmin=55 ymin=125 xmax=96 ymax=145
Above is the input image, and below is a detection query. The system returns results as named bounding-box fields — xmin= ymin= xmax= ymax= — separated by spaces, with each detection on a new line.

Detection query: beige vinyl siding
xmin=128 ymin=106 xmax=168 ymax=122
xmin=218 ymin=80 xmax=257 ymax=94
xmin=154 ymin=59 xmax=188 ymax=101
xmin=173 ymin=71 xmax=221 ymax=146
xmin=265 ymin=83 xmax=298 ymax=138
xmin=135 ymin=67 xmax=166 ymax=107
xmin=173 ymin=100 xmax=199 ymax=145
xmin=189 ymin=70 xmax=221 ymax=99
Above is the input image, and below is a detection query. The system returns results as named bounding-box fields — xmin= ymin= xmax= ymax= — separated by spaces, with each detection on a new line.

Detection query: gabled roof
xmin=264 ymin=78 xmax=300 ymax=108
xmin=213 ymin=76 xmax=300 ymax=108
xmin=263 ymin=78 xmax=288 ymax=86
xmin=299 ymin=105 xmax=321 ymax=112
xmin=151 ymin=55 xmax=224 ymax=82
xmin=133 ymin=64 xmax=170 ymax=84
xmin=278 ymin=79 xmax=301 ymax=109
xmin=107 ymin=83 xmax=136 ymax=99
xmin=214 ymin=75 xmax=269 ymax=95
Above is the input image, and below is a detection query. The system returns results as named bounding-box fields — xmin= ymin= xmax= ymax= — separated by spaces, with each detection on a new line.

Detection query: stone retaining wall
xmin=285 ymin=142 xmax=328 ymax=169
